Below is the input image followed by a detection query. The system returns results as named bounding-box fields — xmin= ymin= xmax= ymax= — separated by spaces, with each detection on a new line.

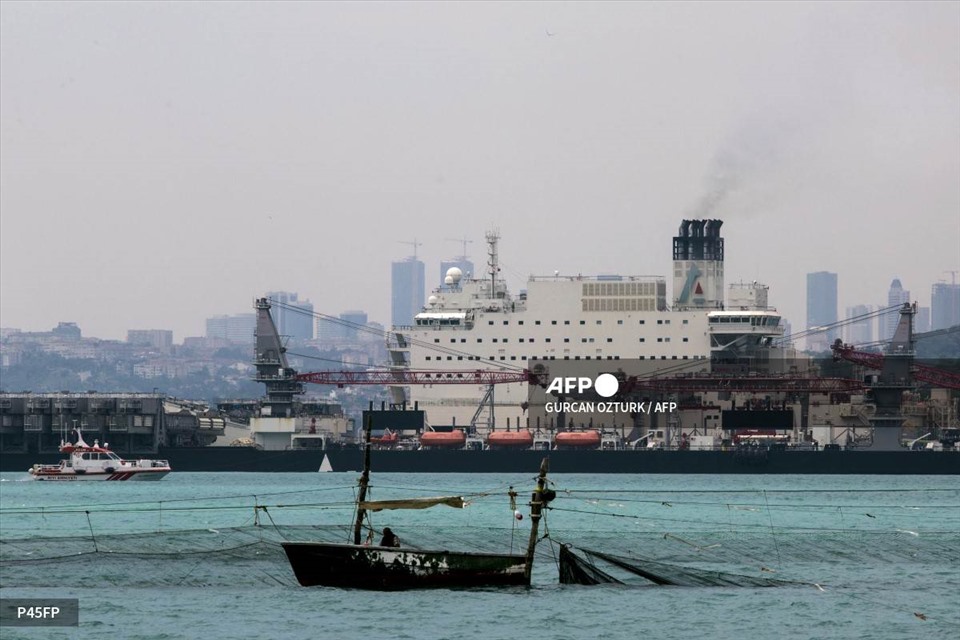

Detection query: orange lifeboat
xmin=487 ymin=431 xmax=534 ymax=448
xmin=420 ymin=430 xmax=466 ymax=448
xmin=554 ymin=431 xmax=602 ymax=449
xmin=371 ymin=431 xmax=398 ymax=446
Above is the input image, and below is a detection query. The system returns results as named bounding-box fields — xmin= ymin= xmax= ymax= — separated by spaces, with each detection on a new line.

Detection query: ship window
xmin=596 ymin=320 xmax=602 ymax=325
xmin=665 ymin=337 xmax=670 ymax=342
xmin=500 ymin=356 xmax=506 ymax=360
xmin=564 ymin=338 xmax=570 ymax=343
xmin=581 ymin=338 xmax=587 ymax=343
xmin=461 ymin=339 xmax=466 ymax=343
xmin=447 ymin=356 xmax=452 ymax=361
xmin=564 ymin=356 xmax=570 ymax=360
xmin=657 ymin=320 xmax=663 ymax=325
xmin=450 ymin=339 xmax=456 ymax=343
xmin=580 ymin=320 xmax=586 ymax=325
xmin=682 ymin=356 xmax=689 ymax=359
xmin=618 ymin=320 xmax=623 ymax=325
xmin=545 ymin=338 xmax=551 ymax=343
xmin=638 ymin=356 xmax=645 ymax=360
xmin=489 ymin=321 xmax=494 ymax=325
xmin=589 ymin=338 xmax=595 ymax=343
xmin=425 ymin=356 xmax=431 ymax=361
xmin=585 ymin=356 xmax=591 ymax=360
xmin=639 ymin=338 xmax=645 ymax=342
xmin=457 ymin=356 xmax=463 ymax=360
xmin=529 ymin=338 xmax=534 ymax=343
xmin=552 ymin=320 xmax=557 ymax=325
xmin=502 ymin=339 xmax=508 ymax=343
xmin=434 ymin=339 xmax=440 ymax=343
xmin=493 ymin=338 xmax=498 ymax=343
xmin=661 ymin=356 xmax=667 ymax=360
xmin=683 ymin=337 xmax=689 ymax=342
xmin=477 ymin=339 xmax=483 ymax=343
xmin=535 ymin=321 xmax=541 ymax=325
xmin=665 ymin=320 xmax=670 ymax=324
xmin=607 ymin=338 xmax=613 ymax=342
xmin=657 ymin=338 xmax=663 ymax=342
xmin=614 ymin=356 xmax=620 ymax=360
xmin=574 ymin=356 xmax=581 ymax=360
xmin=518 ymin=321 xmax=524 ymax=325
xmin=510 ymin=356 xmax=517 ymax=360
xmin=639 ymin=320 xmax=645 ymax=325
xmin=503 ymin=321 xmax=509 ymax=325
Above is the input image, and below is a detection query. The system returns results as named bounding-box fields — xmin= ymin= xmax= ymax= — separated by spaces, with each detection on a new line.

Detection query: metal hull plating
xmin=29 ymin=469 xmax=171 ymax=481
xmin=281 ymin=542 xmax=527 ymax=589
xmin=5 ymin=448 xmax=956 ymax=474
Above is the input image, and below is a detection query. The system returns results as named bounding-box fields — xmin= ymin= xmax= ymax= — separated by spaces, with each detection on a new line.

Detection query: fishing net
xmin=559 ymin=545 xmax=803 ymax=587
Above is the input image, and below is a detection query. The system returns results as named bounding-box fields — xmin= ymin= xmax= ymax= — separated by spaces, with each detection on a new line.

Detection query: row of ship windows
xmin=435 ymin=337 xmax=690 ymax=344
xmin=485 ymin=319 xmax=687 ymax=326
xmin=423 ymin=355 xmax=705 ymax=361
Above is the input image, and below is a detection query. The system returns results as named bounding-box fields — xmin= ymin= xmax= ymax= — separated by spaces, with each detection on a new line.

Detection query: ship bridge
xmin=707 ymin=310 xmax=784 ymax=350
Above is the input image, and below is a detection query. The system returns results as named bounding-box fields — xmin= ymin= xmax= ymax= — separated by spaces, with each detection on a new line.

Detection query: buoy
xmin=514 ymin=510 xmax=523 ymax=520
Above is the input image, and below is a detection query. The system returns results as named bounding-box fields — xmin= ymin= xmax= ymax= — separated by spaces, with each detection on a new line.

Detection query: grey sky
xmin=1 ymin=1 xmax=958 ymax=341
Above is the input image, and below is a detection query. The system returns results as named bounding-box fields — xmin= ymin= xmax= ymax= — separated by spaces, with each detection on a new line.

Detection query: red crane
xmin=294 ymin=369 xmax=534 ymax=387
xmin=831 ymin=340 xmax=960 ymax=390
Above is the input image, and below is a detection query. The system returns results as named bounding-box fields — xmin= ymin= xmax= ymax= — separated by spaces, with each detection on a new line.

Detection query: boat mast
xmin=352 ymin=414 xmax=373 ymax=544
xmin=523 ymin=457 xmax=550 ymax=583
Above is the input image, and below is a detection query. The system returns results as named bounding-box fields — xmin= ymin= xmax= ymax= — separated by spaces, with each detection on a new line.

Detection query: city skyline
xmin=1 ymin=3 xmax=958 ymax=340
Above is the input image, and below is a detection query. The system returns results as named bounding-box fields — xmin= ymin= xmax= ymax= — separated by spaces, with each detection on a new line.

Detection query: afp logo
xmin=545 ymin=373 xmax=620 ymax=398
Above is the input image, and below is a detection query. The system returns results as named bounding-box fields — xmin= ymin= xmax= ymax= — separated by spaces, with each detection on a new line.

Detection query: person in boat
xmin=379 ymin=527 xmax=400 ymax=547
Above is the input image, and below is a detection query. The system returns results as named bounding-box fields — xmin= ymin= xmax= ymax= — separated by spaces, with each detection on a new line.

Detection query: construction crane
xmin=444 ymin=236 xmax=473 ymax=260
xmin=397 ymin=239 xmax=422 ymax=259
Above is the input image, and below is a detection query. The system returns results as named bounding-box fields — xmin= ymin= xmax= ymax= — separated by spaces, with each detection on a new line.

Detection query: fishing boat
xmin=281 ymin=420 xmax=551 ymax=589
xmin=28 ymin=431 xmax=171 ymax=481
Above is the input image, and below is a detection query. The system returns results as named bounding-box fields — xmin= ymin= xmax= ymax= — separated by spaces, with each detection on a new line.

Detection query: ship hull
xmin=4 ymin=449 xmax=958 ymax=474
xmin=281 ymin=542 xmax=527 ymax=589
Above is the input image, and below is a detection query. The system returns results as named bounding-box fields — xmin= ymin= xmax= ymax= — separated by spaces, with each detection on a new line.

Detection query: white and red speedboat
xmin=28 ymin=433 xmax=171 ymax=481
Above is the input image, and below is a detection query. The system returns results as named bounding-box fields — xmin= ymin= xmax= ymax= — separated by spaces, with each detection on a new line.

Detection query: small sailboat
xmin=281 ymin=419 xmax=550 ymax=589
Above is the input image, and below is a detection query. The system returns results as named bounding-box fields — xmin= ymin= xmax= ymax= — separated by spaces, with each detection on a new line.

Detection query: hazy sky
xmin=2 ymin=1 xmax=958 ymax=341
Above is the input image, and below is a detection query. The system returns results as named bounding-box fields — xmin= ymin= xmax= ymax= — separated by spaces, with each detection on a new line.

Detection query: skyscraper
xmin=392 ymin=258 xmax=425 ymax=327
xmin=806 ymin=271 xmax=838 ymax=351
xmin=844 ymin=305 xmax=873 ymax=346
xmin=884 ymin=279 xmax=910 ymax=341
xmin=265 ymin=291 xmax=314 ymax=341
xmin=931 ymin=282 xmax=960 ymax=330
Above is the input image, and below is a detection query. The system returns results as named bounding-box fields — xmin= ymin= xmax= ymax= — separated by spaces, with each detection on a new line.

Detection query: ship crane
xmin=294 ymin=370 xmax=534 ymax=387
xmin=830 ymin=340 xmax=960 ymax=390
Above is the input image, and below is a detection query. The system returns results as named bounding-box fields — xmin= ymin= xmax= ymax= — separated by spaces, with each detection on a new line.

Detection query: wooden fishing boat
xmin=282 ymin=420 xmax=550 ymax=589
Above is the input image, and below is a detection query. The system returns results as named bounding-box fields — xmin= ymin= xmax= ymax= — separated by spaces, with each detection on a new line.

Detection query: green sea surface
xmin=1 ymin=472 xmax=958 ymax=640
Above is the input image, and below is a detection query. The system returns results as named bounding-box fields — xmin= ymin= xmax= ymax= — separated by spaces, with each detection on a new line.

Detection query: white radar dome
xmin=445 ymin=267 xmax=463 ymax=284
xmin=428 ymin=295 xmax=438 ymax=305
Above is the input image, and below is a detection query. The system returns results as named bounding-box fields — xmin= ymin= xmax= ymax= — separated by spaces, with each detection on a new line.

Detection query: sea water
xmin=1 ymin=471 xmax=958 ymax=640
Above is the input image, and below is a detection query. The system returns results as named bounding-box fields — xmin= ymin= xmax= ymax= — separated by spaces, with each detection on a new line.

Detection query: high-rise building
xmin=931 ymin=282 xmax=960 ymax=330
xmin=265 ymin=291 xmax=314 ymax=341
xmin=440 ymin=258 xmax=475 ymax=291
xmin=127 ymin=329 xmax=174 ymax=352
xmin=339 ymin=310 xmax=369 ymax=341
xmin=844 ymin=305 xmax=873 ymax=346
xmin=206 ymin=313 xmax=256 ymax=345
xmin=884 ymin=279 xmax=910 ymax=341
xmin=392 ymin=258 xmax=425 ymax=327
xmin=806 ymin=271 xmax=838 ymax=350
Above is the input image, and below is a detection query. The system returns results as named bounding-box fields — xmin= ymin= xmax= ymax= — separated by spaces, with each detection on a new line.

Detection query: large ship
xmin=1 ymin=219 xmax=957 ymax=474
xmin=385 ymin=219 xmax=786 ymax=436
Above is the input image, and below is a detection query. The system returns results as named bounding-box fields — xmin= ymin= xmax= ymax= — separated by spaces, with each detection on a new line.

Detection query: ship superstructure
xmin=388 ymin=220 xmax=785 ymax=431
